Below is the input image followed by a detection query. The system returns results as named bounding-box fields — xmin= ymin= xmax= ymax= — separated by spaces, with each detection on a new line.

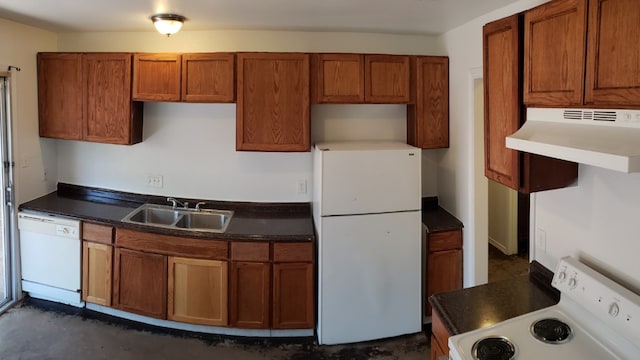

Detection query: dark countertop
xmin=422 ymin=197 xmax=463 ymax=233
xmin=429 ymin=262 xmax=560 ymax=335
xmin=19 ymin=184 xmax=315 ymax=242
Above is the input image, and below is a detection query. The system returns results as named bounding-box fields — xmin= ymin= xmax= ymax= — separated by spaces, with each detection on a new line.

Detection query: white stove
xmin=448 ymin=257 xmax=640 ymax=360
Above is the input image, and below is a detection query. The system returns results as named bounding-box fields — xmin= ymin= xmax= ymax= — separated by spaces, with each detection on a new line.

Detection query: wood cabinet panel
xmin=430 ymin=334 xmax=446 ymax=360
xmin=229 ymin=261 xmax=270 ymax=328
xmin=585 ymin=0 xmax=640 ymax=105
xmin=427 ymin=249 xmax=462 ymax=314
xmin=273 ymin=242 xmax=313 ymax=262
xmin=431 ymin=309 xmax=451 ymax=358
xmin=83 ymin=53 xmax=142 ymax=144
xmin=168 ymin=257 xmax=228 ymax=326
xmin=311 ymin=54 xmax=364 ymax=103
xmin=425 ymin=230 xmax=462 ymax=315
xmin=82 ymin=241 xmax=112 ymax=306
xmin=37 ymin=53 xmax=83 ymax=140
xmin=82 ymin=222 xmax=113 ymax=245
xmin=407 ymin=56 xmax=449 ymax=149
xmin=428 ymin=229 xmax=462 ymax=252
xmin=483 ymin=14 xmax=522 ymax=191
xmin=182 ymin=53 xmax=235 ymax=103
xmin=133 ymin=53 xmax=182 ymax=101
xmin=365 ymin=55 xmax=410 ymax=103
xmin=116 ymin=228 xmax=228 ymax=260
xmin=38 ymin=52 xmax=142 ymax=145
xmin=272 ymin=262 xmax=314 ymax=329
xmin=524 ymin=0 xmax=587 ymax=106
xmin=230 ymin=241 xmax=269 ymax=261
xmin=113 ymin=248 xmax=167 ymax=319
xmin=236 ymin=52 xmax=310 ymax=152
xmin=484 ymin=15 xmax=578 ymax=193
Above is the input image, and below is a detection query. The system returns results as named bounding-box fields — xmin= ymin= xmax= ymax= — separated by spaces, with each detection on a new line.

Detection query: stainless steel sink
xmin=175 ymin=212 xmax=231 ymax=231
xmin=122 ymin=204 xmax=233 ymax=233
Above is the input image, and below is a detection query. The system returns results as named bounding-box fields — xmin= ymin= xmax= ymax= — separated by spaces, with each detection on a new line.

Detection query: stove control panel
xmin=552 ymin=256 xmax=640 ymax=345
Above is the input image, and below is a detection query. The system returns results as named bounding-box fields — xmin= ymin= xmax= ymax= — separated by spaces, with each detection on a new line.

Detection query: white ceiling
xmin=0 ymin=0 xmax=519 ymax=35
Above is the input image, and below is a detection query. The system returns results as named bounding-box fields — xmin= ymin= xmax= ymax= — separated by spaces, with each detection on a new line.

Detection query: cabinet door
xmin=182 ymin=53 xmax=235 ymax=103
xmin=311 ymin=53 xmax=364 ymax=103
xmin=407 ymin=56 xmax=449 ymax=149
xmin=585 ymin=0 xmax=640 ymax=106
xmin=426 ymin=249 xmax=462 ymax=315
xmin=113 ymin=248 xmax=167 ymax=319
xmin=483 ymin=15 xmax=522 ymax=191
xmin=430 ymin=335 xmax=447 ymax=360
xmin=133 ymin=53 xmax=182 ymax=101
xmin=229 ymin=261 xmax=270 ymax=328
xmin=37 ymin=53 xmax=83 ymax=140
xmin=236 ymin=53 xmax=310 ymax=152
xmin=364 ymin=55 xmax=410 ymax=103
xmin=272 ymin=262 xmax=314 ymax=329
xmin=83 ymin=53 xmax=142 ymax=145
xmin=82 ymin=241 xmax=113 ymax=306
xmin=523 ymin=0 xmax=587 ymax=106
xmin=168 ymin=257 xmax=228 ymax=326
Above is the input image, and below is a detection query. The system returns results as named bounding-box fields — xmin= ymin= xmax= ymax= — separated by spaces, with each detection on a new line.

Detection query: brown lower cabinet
xmin=168 ymin=257 xmax=228 ymax=326
xmin=89 ymin=227 xmax=313 ymax=330
xmin=431 ymin=310 xmax=451 ymax=360
xmin=425 ymin=229 xmax=462 ymax=315
xmin=229 ymin=261 xmax=271 ymax=328
xmin=272 ymin=262 xmax=314 ymax=329
xmin=113 ymin=248 xmax=168 ymax=319
xmin=82 ymin=241 xmax=113 ymax=306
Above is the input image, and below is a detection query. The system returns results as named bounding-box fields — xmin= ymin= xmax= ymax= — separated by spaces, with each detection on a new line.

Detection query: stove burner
xmin=471 ymin=336 xmax=517 ymax=360
xmin=530 ymin=318 xmax=573 ymax=344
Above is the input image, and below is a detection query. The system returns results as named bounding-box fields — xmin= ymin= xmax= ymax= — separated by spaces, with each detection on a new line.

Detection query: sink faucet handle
xmin=195 ymin=202 xmax=207 ymax=211
xmin=167 ymin=197 xmax=178 ymax=208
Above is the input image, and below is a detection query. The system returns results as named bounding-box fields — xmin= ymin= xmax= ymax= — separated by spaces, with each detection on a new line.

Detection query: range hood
xmin=506 ymin=108 xmax=640 ymax=173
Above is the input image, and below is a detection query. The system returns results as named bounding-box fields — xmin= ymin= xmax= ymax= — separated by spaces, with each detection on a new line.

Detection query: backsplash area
xmin=533 ymin=165 xmax=640 ymax=293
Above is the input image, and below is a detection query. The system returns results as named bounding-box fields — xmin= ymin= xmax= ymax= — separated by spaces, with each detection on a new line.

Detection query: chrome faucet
xmin=195 ymin=202 xmax=207 ymax=211
xmin=167 ymin=197 xmax=189 ymax=209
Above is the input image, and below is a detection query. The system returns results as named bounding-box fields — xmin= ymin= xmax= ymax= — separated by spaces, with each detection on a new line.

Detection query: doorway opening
xmin=473 ymin=77 xmax=529 ymax=284
xmin=0 ymin=72 xmax=16 ymax=313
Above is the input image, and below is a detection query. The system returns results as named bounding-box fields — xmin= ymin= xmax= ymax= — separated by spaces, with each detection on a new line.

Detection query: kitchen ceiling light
xmin=150 ymin=14 xmax=186 ymax=36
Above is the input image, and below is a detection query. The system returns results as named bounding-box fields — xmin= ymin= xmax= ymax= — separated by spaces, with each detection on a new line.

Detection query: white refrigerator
xmin=313 ymin=141 xmax=422 ymax=345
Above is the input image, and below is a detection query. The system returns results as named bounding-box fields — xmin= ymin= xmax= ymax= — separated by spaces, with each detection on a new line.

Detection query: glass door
xmin=0 ymin=73 xmax=16 ymax=312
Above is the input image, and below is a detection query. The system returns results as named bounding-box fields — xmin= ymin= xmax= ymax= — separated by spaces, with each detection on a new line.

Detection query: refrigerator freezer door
xmin=317 ymin=144 xmax=421 ymax=216
xmin=318 ymin=211 xmax=422 ymax=345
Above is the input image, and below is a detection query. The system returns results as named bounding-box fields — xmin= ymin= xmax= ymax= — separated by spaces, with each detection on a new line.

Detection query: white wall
xmin=533 ymin=166 xmax=640 ymax=293
xmin=488 ymin=179 xmax=517 ymax=255
xmin=438 ymin=0 xmax=548 ymax=286
xmin=55 ymin=30 xmax=443 ymax=202
xmin=0 ymin=19 xmax=57 ymax=204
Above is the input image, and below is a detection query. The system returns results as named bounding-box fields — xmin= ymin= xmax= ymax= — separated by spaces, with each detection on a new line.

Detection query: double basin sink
xmin=122 ymin=204 xmax=233 ymax=233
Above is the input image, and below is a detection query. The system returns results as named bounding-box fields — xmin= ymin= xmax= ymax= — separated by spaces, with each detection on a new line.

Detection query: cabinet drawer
xmin=82 ymin=222 xmax=113 ymax=244
xmin=116 ymin=228 xmax=227 ymax=260
xmin=231 ymin=242 xmax=270 ymax=261
xmin=273 ymin=242 xmax=313 ymax=262
xmin=428 ymin=230 xmax=462 ymax=252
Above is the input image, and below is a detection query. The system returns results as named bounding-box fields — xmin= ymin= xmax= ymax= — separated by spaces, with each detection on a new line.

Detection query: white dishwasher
xmin=18 ymin=212 xmax=83 ymax=307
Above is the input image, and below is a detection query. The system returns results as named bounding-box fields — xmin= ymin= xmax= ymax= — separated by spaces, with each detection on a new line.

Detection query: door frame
xmin=0 ymin=72 xmax=17 ymax=314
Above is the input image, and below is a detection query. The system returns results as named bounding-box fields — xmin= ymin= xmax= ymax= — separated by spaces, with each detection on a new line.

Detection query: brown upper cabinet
xmin=236 ymin=52 xmax=310 ymax=152
xmin=524 ymin=0 xmax=640 ymax=107
xmin=311 ymin=54 xmax=410 ymax=104
xmin=584 ymin=0 xmax=640 ymax=106
xmin=38 ymin=52 xmax=143 ymax=145
xmin=133 ymin=53 xmax=235 ymax=103
xmin=407 ymin=56 xmax=449 ymax=149
xmin=484 ymin=14 xmax=578 ymax=193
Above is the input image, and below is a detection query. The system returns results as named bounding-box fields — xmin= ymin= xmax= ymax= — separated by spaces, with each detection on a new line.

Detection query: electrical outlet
xmin=296 ymin=179 xmax=307 ymax=194
xmin=147 ymin=175 xmax=163 ymax=188
xmin=536 ymin=228 xmax=547 ymax=253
